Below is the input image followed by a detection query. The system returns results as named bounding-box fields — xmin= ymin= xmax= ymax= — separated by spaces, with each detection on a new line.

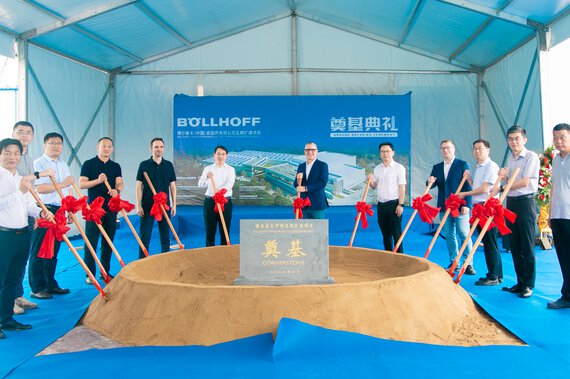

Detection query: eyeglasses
xmin=507 ymin=137 xmax=523 ymax=143
xmin=472 ymin=147 xmax=487 ymax=151
xmin=46 ymin=142 xmax=63 ymax=146
xmin=440 ymin=146 xmax=453 ymax=150
xmin=380 ymin=150 xmax=393 ymax=153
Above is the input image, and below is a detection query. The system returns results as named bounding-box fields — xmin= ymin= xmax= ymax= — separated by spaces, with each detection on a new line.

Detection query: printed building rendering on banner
xmin=173 ymin=94 xmax=411 ymax=206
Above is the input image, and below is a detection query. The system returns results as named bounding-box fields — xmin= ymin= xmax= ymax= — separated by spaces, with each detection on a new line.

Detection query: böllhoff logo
xmin=177 ymin=117 xmax=261 ymax=127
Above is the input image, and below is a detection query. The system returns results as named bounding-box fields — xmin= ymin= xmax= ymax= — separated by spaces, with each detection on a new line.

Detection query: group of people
xmin=1 ymin=122 xmax=569 ymax=340
xmin=370 ymin=124 xmax=570 ymax=309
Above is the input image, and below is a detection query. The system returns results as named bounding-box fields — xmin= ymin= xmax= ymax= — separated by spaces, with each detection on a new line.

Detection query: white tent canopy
xmin=1 ymin=0 xmax=569 ymax=199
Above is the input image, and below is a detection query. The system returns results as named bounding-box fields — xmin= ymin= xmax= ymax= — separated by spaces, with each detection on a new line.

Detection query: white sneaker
xmin=13 ymin=303 xmax=25 ymax=315
xmin=15 ymin=296 xmax=38 ymax=310
xmin=85 ymin=277 xmax=93 ymax=285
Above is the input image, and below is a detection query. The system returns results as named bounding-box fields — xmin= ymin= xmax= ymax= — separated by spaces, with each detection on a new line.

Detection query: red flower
xmin=540 ymin=194 xmax=545 ymax=200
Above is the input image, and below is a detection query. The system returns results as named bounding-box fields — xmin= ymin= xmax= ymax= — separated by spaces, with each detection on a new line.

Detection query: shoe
xmin=15 ymin=296 xmax=38 ymax=310
xmin=85 ymin=277 xmax=94 ymax=285
xmin=502 ymin=284 xmax=521 ymax=293
xmin=464 ymin=265 xmax=476 ymax=275
xmin=47 ymin=287 xmax=70 ymax=295
xmin=547 ymin=298 xmax=570 ymax=309
xmin=518 ymin=287 xmax=533 ymax=298
xmin=475 ymin=277 xmax=499 ymax=286
xmin=0 ymin=329 xmax=5 ymax=339
xmin=30 ymin=291 xmax=53 ymax=299
xmin=1 ymin=319 xmax=32 ymax=331
xmin=499 ymin=278 xmax=504 ymax=283
xmin=13 ymin=303 xmax=24 ymax=315
xmin=99 ymin=274 xmax=114 ymax=281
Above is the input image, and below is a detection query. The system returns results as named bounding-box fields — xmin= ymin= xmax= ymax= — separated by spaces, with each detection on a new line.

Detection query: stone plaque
xmin=234 ymin=219 xmax=334 ymax=285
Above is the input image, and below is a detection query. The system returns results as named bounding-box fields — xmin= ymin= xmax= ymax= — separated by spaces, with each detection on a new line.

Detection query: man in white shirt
xmin=0 ymin=138 xmax=52 ymax=338
xmin=368 ymin=142 xmax=406 ymax=252
xmin=459 ymin=139 xmax=502 ymax=285
xmin=28 ymin=133 xmax=74 ymax=300
xmin=198 ymin=145 xmax=236 ymax=246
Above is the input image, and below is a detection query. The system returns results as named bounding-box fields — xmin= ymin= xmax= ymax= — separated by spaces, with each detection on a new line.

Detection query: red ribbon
xmin=108 ymin=195 xmax=135 ymax=213
xmin=61 ymin=195 xmax=87 ymax=214
xmin=150 ymin=192 xmax=170 ymax=221
xmin=444 ymin=194 xmax=466 ymax=218
xmin=469 ymin=203 xmax=493 ymax=229
xmin=82 ymin=196 xmax=106 ymax=224
xmin=213 ymin=189 xmax=228 ymax=213
xmin=412 ymin=194 xmax=440 ymax=224
xmin=355 ymin=201 xmax=374 ymax=229
xmin=293 ymin=197 xmax=311 ymax=219
xmin=485 ymin=197 xmax=517 ymax=235
xmin=37 ymin=208 xmax=69 ymax=259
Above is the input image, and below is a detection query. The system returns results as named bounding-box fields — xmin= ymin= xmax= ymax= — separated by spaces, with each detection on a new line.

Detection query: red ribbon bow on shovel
xmin=82 ymin=196 xmax=106 ymax=225
xmin=213 ymin=189 xmax=228 ymax=213
xmin=150 ymin=192 xmax=170 ymax=221
xmin=444 ymin=193 xmax=466 ymax=218
xmin=37 ymin=208 xmax=69 ymax=259
xmin=292 ymin=197 xmax=311 ymax=219
xmin=108 ymin=195 xmax=135 ymax=213
xmin=355 ymin=201 xmax=374 ymax=229
xmin=412 ymin=194 xmax=440 ymax=224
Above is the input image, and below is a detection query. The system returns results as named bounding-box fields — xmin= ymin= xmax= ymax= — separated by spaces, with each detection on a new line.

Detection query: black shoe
xmin=0 ymin=329 xmax=5 ymax=339
xmin=99 ymin=274 xmax=114 ymax=281
xmin=475 ymin=277 xmax=499 ymax=286
xmin=518 ymin=287 xmax=533 ymax=298
xmin=30 ymin=291 xmax=53 ymax=299
xmin=547 ymin=298 xmax=570 ymax=309
xmin=47 ymin=287 xmax=70 ymax=295
xmin=502 ymin=284 xmax=522 ymax=293
xmin=464 ymin=265 xmax=476 ymax=275
xmin=1 ymin=319 xmax=32 ymax=331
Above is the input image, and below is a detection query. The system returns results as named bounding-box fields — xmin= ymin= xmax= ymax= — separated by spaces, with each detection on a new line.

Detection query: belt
xmin=507 ymin=193 xmax=535 ymax=201
xmin=0 ymin=226 xmax=30 ymax=234
xmin=205 ymin=196 xmax=232 ymax=200
xmin=378 ymin=199 xmax=399 ymax=205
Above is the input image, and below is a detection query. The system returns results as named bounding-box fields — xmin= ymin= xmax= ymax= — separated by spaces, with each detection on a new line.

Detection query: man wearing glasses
xmin=368 ymin=142 xmax=406 ymax=252
xmin=28 ymin=133 xmax=74 ymax=300
xmin=497 ymin=126 xmax=539 ymax=298
xmin=294 ymin=142 xmax=329 ymax=219
xmin=459 ymin=139 xmax=502 ymax=285
xmin=428 ymin=140 xmax=475 ymax=275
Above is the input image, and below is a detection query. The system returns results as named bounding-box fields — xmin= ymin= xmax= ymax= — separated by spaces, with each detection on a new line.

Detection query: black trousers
xmin=551 ymin=219 xmax=570 ymax=301
xmin=204 ymin=197 xmax=232 ymax=246
xmin=84 ymin=211 xmax=118 ymax=276
xmin=377 ymin=200 xmax=403 ymax=253
xmin=0 ymin=229 xmax=31 ymax=323
xmin=28 ymin=205 xmax=62 ymax=293
xmin=506 ymin=196 xmax=536 ymax=289
xmin=139 ymin=209 xmax=171 ymax=259
xmin=476 ymin=223 xmax=502 ymax=279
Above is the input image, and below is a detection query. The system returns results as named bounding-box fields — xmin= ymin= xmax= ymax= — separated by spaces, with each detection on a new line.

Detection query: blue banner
xmin=174 ymin=94 xmax=411 ymax=206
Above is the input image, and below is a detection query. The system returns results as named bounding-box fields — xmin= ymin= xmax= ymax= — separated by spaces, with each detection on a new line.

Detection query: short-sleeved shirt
xmin=551 ymin=153 xmax=570 ymax=219
xmin=472 ymin=158 xmax=499 ymax=203
xmin=80 ymin=156 xmax=122 ymax=208
xmin=16 ymin=149 xmax=34 ymax=176
xmin=136 ymin=157 xmax=176 ymax=210
xmin=34 ymin=154 xmax=72 ymax=206
xmin=372 ymin=160 xmax=406 ymax=203
xmin=506 ymin=148 xmax=539 ymax=197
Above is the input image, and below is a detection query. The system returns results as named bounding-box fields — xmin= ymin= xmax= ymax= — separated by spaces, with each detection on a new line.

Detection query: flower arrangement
xmin=536 ymin=144 xmax=556 ymax=207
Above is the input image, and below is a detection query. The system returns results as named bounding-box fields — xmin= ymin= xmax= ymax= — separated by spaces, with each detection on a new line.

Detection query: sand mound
xmin=81 ymin=245 xmax=521 ymax=347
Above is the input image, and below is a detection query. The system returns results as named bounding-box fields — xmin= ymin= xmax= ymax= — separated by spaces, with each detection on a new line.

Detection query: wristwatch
xmin=399 ymin=203 xmax=404 ymax=207
xmin=33 ymin=171 xmax=40 ymax=179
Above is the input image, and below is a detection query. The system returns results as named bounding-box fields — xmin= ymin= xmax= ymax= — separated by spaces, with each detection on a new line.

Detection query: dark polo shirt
xmin=80 ymin=156 xmax=122 ymax=209
xmin=136 ymin=157 xmax=176 ymax=211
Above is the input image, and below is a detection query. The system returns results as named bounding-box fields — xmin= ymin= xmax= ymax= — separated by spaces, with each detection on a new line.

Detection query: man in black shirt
xmin=79 ymin=137 xmax=123 ymax=283
xmin=136 ymin=138 xmax=177 ymax=258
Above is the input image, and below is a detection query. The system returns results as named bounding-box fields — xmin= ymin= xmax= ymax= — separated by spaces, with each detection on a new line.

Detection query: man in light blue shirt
xmin=28 ymin=133 xmax=73 ymax=300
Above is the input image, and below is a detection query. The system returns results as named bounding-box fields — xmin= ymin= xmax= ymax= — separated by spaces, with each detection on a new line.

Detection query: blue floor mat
xmin=2 ymin=206 xmax=569 ymax=378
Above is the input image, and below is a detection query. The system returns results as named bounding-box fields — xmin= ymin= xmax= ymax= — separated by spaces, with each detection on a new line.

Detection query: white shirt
xmin=0 ymin=167 xmax=41 ymax=228
xmin=372 ymin=160 xmax=406 ymax=203
xmin=198 ymin=163 xmax=236 ymax=197
xmin=472 ymin=158 xmax=499 ymax=203
xmin=34 ymin=154 xmax=72 ymax=206
xmin=306 ymin=160 xmax=315 ymax=179
xmin=443 ymin=158 xmax=454 ymax=181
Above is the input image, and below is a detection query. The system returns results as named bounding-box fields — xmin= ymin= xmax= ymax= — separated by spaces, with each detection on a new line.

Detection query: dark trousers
xmin=84 ymin=211 xmax=118 ymax=276
xmin=204 ymin=197 xmax=232 ymax=246
xmin=0 ymin=229 xmax=31 ymax=323
xmin=28 ymin=205 xmax=62 ymax=293
xmin=551 ymin=219 xmax=570 ymax=301
xmin=139 ymin=210 xmax=171 ymax=259
xmin=377 ymin=200 xmax=403 ymax=253
xmin=476 ymin=223 xmax=502 ymax=279
xmin=16 ymin=216 xmax=35 ymax=298
xmin=506 ymin=197 xmax=536 ymax=289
